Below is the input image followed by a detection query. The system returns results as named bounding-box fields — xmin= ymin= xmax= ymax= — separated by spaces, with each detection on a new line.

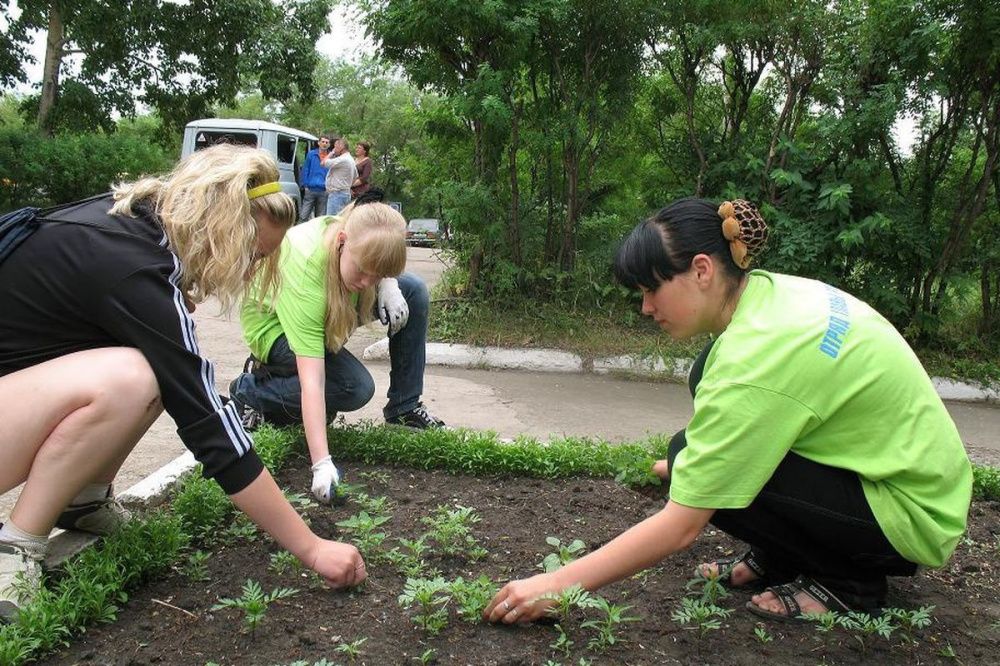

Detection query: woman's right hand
xmin=483 ymin=572 xmax=562 ymax=624
xmin=303 ymin=538 xmax=367 ymax=589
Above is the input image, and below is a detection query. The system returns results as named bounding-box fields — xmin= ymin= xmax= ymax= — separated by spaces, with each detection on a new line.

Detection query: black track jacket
xmin=0 ymin=195 xmax=262 ymax=494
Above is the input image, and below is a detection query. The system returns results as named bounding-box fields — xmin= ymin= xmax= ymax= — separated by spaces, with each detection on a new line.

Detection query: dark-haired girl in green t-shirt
xmin=484 ymin=197 xmax=972 ymax=625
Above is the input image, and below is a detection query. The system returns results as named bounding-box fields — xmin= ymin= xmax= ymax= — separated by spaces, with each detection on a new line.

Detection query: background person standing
xmin=323 ymin=137 xmax=358 ymax=216
xmin=351 ymin=141 xmax=372 ymax=200
xmin=299 ymin=135 xmax=332 ymax=221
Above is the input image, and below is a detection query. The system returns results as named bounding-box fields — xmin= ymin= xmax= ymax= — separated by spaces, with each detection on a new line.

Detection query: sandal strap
xmin=764 ymin=582 xmax=802 ymax=618
xmin=795 ymin=576 xmax=853 ymax=613
xmin=741 ymin=551 xmax=767 ymax=579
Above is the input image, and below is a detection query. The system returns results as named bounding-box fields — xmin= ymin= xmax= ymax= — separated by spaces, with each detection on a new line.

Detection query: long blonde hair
xmin=324 ymin=202 xmax=407 ymax=351
xmin=109 ymin=144 xmax=296 ymax=311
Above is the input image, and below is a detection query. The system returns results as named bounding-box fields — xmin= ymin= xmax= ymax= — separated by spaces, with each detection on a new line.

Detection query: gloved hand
xmin=310 ymin=455 xmax=341 ymax=504
xmin=377 ymin=278 xmax=409 ymax=336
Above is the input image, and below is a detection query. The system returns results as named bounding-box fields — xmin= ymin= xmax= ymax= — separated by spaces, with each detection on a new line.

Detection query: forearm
xmin=301 ymin=380 xmax=329 ymax=464
xmin=230 ymin=469 xmax=318 ymax=562
xmin=552 ymin=502 xmax=711 ymax=592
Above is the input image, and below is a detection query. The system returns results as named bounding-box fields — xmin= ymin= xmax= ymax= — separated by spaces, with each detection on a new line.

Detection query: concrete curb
xmin=364 ymin=340 xmax=999 ymax=404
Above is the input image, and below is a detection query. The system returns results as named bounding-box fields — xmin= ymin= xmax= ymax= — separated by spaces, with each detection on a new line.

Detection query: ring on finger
xmin=502 ymin=601 xmax=511 ymax=611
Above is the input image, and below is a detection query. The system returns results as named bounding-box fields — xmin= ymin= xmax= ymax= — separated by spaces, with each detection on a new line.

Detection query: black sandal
xmin=745 ymin=575 xmax=853 ymax=623
xmin=695 ymin=550 xmax=767 ymax=589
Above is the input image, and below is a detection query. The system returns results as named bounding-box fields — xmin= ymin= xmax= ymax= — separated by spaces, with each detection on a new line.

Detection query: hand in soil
xmin=306 ymin=539 xmax=367 ymax=589
xmin=652 ymin=459 xmax=670 ymax=480
xmin=484 ymin=572 xmax=560 ymax=624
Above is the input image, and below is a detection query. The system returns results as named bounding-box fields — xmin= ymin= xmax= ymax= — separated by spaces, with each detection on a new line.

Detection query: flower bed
xmin=4 ymin=427 xmax=999 ymax=665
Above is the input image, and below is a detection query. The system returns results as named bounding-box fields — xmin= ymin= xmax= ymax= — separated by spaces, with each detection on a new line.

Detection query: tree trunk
xmin=560 ymin=155 xmax=579 ymax=272
xmin=37 ymin=3 xmax=65 ymax=134
xmin=507 ymin=98 xmax=523 ymax=267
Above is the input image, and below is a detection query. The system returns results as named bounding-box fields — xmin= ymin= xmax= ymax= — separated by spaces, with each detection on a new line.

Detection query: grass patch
xmin=429 ymin=297 xmax=704 ymax=362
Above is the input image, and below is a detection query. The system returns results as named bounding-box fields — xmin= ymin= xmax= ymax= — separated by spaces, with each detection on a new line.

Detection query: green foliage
xmin=753 ymin=625 xmax=773 ymax=643
xmin=579 ymin=596 xmax=640 ymax=651
xmin=398 ymin=577 xmax=451 ymax=636
xmin=335 ymin=636 xmax=368 ymax=662
xmin=671 ymin=597 xmax=733 ymax=638
xmin=0 ymin=126 xmax=172 ymax=212
xmin=385 ymin=536 xmax=438 ymax=579
xmin=886 ymin=605 xmax=935 ymax=644
xmin=269 ymin=550 xmax=304 ymax=577
xmin=684 ymin=567 xmax=731 ymax=605
xmin=211 ymin=580 xmax=299 ymax=636
xmin=543 ymin=584 xmax=594 ymax=624
xmin=540 ymin=536 xmax=587 ymax=573
xmin=421 ymin=505 xmax=487 ymax=560
xmin=973 ymin=465 xmax=1000 ymax=501
xmin=182 ymin=550 xmax=211 ymax=583
xmin=336 ymin=511 xmax=392 ymax=561
xmin=172 ymin=471 xmax=233 ymax=544
xmin=328 ymin=423 xmax=663 ymax=488
xmin=448 ymin=575 xmax=497 ymax=622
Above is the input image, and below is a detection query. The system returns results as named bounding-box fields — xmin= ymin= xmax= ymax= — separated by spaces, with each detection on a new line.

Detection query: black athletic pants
xmin=666 ymin=340 xmax=917 ymax=607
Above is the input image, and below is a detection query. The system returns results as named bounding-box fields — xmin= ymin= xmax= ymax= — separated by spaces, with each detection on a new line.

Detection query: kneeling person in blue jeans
xmin=231 ymin=197 xmax=444 ymax=504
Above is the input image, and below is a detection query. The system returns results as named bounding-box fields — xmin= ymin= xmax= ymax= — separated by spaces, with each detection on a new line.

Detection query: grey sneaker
xmin=0 ymin=540 xmax=43 ymax=624
xmin=54 ymin=489 xmax=132 ymax=536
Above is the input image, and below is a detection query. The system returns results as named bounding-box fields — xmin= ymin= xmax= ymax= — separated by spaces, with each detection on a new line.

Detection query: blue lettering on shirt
xmin=819 ymin=286 xmax=851 ymax=358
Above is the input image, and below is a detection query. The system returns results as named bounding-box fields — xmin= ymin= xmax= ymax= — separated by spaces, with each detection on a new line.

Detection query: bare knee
xmin=93 ymin=348 xmax=161 ymax=414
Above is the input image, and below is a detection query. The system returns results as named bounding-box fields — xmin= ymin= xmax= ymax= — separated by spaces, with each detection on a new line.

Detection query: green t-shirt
xmin=241 ymin=216 xmax=334 ymax=360
xmin=669 ymin=271 xmax=972 ymax=567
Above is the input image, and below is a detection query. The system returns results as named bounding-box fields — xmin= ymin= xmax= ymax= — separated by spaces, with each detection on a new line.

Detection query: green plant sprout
xmin=358 ymin=470 xmax=392 ymax=485
xmin=543 ymin=584 xmax=594 ymax=624
xmin=550 ymin=623 xmax=574 ymax=656
xmin=211 ymin=579 xmax=299 ymax=637
xmin=398 ymin=577 xmax=452 ymax=636
xmin=385 ymin=535 xmax=439 ymax=579
xmin=938 ymin=642 xmax=958 ymax=659
xmin=268 ymin=550 xmax=304 ymax=576
xmin=671 ymin=597 xmax=733 ymax=639
xmin=352 ymin=491 xmax=393 ymax=516
xmin=335 ymin=636 xmax=368 ymax=662
xmin=449 ymin=575 xmax=497 ymax=622
xmin=579 ymin=596 xmax=640 ymax=650
xmin=838 ymin=611 xmax=897 ymax=658
xmin=421 ymin=504 xmax=487 ymax=560
xmin=336 ymin=511 xmax=391 ymax=560
xmin=539 ymin=536 xmax=587 ymax=573
xmin=684 ymin=567 xmax=731 ymax=605
xmin=886 ymin=605 xmax=934 ymax=644
xmin=412 ymin=648 xmax=437 ymax=664
xmin=282 ymin=489 xmax=318 ymax=512
xmin=221 ymin=514 xmax=258 ymax=542
xmin=753 ymin=625 xmax=773 ymax=643
xmin=182 ymin=550 xmax=211 ymax=582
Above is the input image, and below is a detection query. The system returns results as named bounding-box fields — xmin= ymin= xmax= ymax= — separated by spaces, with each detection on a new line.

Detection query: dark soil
xmin=48 ymin=462 xmax=1000 ymax=666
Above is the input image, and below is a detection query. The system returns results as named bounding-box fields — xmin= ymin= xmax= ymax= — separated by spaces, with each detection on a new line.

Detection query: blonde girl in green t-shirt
xmin=483 ymin=197 xmax=970 ymax=625
xmin=232 ymin=195 xmax=446 ymax=506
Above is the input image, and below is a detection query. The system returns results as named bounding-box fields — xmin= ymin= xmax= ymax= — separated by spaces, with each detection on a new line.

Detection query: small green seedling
xmin=838 ymin=611 xmax=897 ymax=658
xmin=353 ymin=491 xmax=393 ymax=516
xmin=543 ymin=584 xmax=593 ymax=624
xmin=539 ymin=536 xmax=587 ymax=573
xmin=282 ymin=490 xmax=318 ymax=512
xmin=385 ymin=535 xmax=439 ymax=578
xmin=671 ymin=597 xmax=733 ymax=639
xmin=550 ymin=623 xmax=574 ymax=656
xmin=211 ymin=579 xmax=299 ymax=636
xmin=413 ymin=648 xmax=437 ymax=664
xmin=336 ymin=511 xmax=391 ymax=559
xmin=938 ymin=642 xmax=958 ymax=659
xmin=422 ymin=504 xmax=487 ymax=560
xmin=449 ymin=575 xmax=497 ymax=622
xmin=753 ymin=625 xmax=773 ymax=643
xmin=358 ymin=470 xmax=392 ymax=485
xmin=268 ymin=550 xmax=303 ymax=576
xmin=182 ymin=550 xmax=211 ymax=582
xmin=335 ymin=636 xmax=368 ymax=662
xmin=398 ymin=577 xmax=452 ymax=636
xmin=221 ymin=514 xmax=258 ymax=542
xmin=580 ymin=596 xmax=640 ymax=651
xmin=886 ymin=605 xmax=934 ymax=644
xmin=684 ymin=567 xmax=730 ymax=605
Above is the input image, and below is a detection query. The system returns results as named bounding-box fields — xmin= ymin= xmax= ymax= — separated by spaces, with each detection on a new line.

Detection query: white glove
xmin=377 ymin=278 xmax=409 ymax=336
xmin=310 ymin=455 xmax=341 ymax=504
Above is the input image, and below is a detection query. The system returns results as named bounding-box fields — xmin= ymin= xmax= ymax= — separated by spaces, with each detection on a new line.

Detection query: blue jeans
xmin=231 ymin=272 xmax=430 ymax=423
xmin=300 ymin=189 xmax=328 ymax=221
xmin=326 ymin=190 xmax=351 ymax=215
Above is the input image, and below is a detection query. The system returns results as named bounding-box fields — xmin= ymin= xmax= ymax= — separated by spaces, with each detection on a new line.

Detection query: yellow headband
xmin=247 ymin=182 xmax=281 ymax=200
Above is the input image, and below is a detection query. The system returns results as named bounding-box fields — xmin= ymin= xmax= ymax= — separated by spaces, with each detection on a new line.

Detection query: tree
xmin=2 ymin=0 xmax=334 ymax=134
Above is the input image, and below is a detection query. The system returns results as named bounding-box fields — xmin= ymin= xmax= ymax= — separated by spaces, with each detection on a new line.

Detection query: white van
xmin=180 ymin=119 xmax=318 ymax=211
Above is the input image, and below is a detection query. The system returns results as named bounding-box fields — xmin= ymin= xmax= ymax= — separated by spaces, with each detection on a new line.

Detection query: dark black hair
xmin=613 ymin=197 xmax=748 ymax=290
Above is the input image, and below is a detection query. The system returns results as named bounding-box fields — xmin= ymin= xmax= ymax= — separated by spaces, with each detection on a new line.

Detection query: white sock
xmin=70 ymin=483 xmax=113 ymax=505
xmin=0 ymin=521 xmax=48 ymax=558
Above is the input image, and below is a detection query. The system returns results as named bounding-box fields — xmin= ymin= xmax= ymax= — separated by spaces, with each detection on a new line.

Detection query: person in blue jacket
xmin=299 ymin=135 xmax=332 ymax=221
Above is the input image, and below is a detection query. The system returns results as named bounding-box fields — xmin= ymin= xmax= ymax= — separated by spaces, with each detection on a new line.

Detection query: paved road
xmin=3 ymin=247 xmax=999 ymax=522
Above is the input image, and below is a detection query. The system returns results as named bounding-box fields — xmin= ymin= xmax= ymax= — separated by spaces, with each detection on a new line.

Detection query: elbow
xmin=677 ymin=526 xmax=702 ymax=551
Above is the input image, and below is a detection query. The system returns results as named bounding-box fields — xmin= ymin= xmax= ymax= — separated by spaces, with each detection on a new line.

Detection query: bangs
xmin=354 ymin=228 xmax=407 ymax=277
xmin=612 ymin=219 xmax=678 ymax=290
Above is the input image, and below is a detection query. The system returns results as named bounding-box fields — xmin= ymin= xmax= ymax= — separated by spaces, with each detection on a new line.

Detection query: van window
xmin=194 ymin=130 xmax=257 ymax=151
xmin=276 ymin=134 xmax=297 ymax=164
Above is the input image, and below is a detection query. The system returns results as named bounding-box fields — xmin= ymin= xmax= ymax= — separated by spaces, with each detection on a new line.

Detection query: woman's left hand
xmin=483 ymin=572 xmax=562 ymax=624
